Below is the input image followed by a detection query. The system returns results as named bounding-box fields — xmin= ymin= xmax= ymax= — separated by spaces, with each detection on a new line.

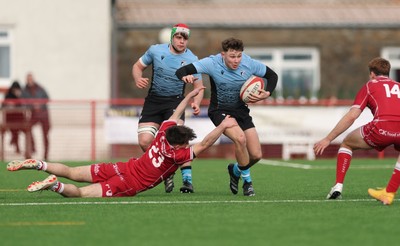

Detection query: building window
xmin=245 ymin=47 xmax=320 ymax=101
xmin=0 ymin=28 xmax=12 ymax=87
xmin=382 ymin=47 xmax=400 ymax=82
xmin=0 ymin=28 xmax=12 ymax=88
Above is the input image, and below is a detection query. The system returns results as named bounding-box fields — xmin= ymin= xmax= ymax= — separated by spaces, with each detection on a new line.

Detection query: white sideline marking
xmin=0 ymin=199 xmax=391 ymax=206
xmin=259 ymin=159 xmax=393 ymax=170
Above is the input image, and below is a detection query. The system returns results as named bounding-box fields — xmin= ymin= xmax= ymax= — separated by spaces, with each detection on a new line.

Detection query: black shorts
xmin=208 ymin=105 xmax=255 ymax=131
xmin=139 ymin=95 xmax=185 ymax=124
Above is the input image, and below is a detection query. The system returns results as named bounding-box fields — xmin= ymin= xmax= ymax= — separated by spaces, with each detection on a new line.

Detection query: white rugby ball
xmin=240 ymin=76 xmax=265 ymax=103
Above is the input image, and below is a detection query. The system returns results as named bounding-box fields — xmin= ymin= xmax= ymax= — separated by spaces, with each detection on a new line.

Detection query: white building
xmin=0 ymin=0 xmax=111 ymax=100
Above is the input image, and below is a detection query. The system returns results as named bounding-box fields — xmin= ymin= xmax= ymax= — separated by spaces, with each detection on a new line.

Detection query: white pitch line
xmin=0 ymin=199 xmax=391 ymax=207
xmin=259 ymin=159 xmax=313 ymax=169
xmin=259 ymin=159 xmax=393 ymax=170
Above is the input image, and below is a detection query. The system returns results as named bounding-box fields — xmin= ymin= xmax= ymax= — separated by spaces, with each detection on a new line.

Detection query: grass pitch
xmin=0 ymin=158 xmax=399 ymax=246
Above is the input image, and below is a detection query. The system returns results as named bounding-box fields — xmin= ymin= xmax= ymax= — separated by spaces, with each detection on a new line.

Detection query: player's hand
xmin=135 ymin=78 xmax=149 ymax=89
xmin=221 ymin=115 xmax=238 ymax=129
xmin=182 ymin=75 xmax=198 ymax=84
xmin=191 ymin=102 xmax=201 ymax=116
xmin=313 ymin=138 xmax=331 ymax=155
xmin=247 ymin=89 xmax=270 ymax=103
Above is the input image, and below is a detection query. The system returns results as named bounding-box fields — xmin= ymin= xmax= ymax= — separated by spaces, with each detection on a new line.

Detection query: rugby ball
xmin=240 ymin=76 xmax=265 ymax=103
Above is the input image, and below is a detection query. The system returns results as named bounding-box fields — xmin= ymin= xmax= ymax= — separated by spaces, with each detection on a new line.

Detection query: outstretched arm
xmin=191 ymin=79 xmax=205 ymax=115
xmin=169 ymin=87 xmax=206 ymax=121
xmin=192 ymin=116 xmax=238 ymax=156
xmin=176 ymin=64 xmax=204 ymax=114
xmin=313 ymin=107 xmax=362 ymax=155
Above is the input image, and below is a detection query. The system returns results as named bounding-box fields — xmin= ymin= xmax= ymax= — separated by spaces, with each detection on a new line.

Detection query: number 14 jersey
xmin=353 ymin=76 xmax=400 ymax=121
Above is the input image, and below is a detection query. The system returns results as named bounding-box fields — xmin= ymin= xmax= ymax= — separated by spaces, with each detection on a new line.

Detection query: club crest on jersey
xmin=221 ymin=70 xmax=224 ymax=75
xmin=161 ymin=55 xmax=165 ymax=60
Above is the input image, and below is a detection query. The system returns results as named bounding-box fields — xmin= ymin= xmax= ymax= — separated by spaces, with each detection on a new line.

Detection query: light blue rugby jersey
xmin=192 ymin=53 xmax=267 ymax=109
xmin=140 ymin=43 xmax=201 ymax=97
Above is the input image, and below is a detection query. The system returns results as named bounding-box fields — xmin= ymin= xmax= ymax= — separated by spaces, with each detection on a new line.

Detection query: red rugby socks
xmin=336 ymin=148 xmax=352 ymax=184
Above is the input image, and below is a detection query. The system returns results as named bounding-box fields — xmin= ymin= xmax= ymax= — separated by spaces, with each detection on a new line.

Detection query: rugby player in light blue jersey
xmin=176 ymin=37 xmax=278 ymax=196
xmin=132 ymin=23 xmax=204 ymax=194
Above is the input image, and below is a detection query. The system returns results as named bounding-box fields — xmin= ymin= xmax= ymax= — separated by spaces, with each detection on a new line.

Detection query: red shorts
xmin=361 ymin=121 xmax=400 ymax=151
xmin=91 ymin=161 xmax=137 ymax=197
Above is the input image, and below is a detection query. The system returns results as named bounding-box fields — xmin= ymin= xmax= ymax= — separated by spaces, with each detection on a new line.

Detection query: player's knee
xmin=340 ymin=142 xmax=353 ymax=150
xmin=233 ymin=133 xmax=247 ymax=146
xmin=138 ymin=139 xmax=151 ymax=151
xmin=137 ymin=126 xmax=158 ymax=150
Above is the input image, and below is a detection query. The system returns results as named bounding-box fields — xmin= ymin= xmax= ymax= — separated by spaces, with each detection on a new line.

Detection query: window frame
xmin=0 ymin=27 xmax=13 ymax=88
xmin=382 ymin=47 xmax=400 ymax=82
xmin=245 ymin=47 xmax=320 ymax=100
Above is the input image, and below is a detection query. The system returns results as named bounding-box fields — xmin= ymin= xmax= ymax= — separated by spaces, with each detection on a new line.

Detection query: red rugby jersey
xmin=127 ymin=120 xmax=194 ymax=193
xmin=353 ymin=76 xmax=400 ymax=121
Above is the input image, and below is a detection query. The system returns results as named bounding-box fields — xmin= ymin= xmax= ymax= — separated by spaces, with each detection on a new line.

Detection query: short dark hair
xmin=368 ymin=57 xmax=391 ymax=76
xmin=165 ymin=125 xmax=197 ymax=145
xmin=221 ymin=38 xmax=244 ymax=52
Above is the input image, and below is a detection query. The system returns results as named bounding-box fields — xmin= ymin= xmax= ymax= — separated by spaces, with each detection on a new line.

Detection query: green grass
xmin=1 ymin=158 xmax=399 ymax=246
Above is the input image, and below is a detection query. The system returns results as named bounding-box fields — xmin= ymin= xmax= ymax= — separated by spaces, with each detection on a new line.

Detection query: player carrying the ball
xmin=314 ymin=57 xmax=400 ymax=205
xmin=176 ymin=37 xmax=278 ymax=196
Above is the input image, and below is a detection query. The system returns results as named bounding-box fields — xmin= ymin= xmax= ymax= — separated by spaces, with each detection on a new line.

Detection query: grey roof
xmin=115 ymin=0 xmax=400 ymax=29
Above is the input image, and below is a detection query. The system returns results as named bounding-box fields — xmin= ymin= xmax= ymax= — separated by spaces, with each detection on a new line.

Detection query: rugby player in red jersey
xmin=314 ymin=57 xmax=400 ymax=205
xmin=7 ymin=87 xmax=238 ymax=197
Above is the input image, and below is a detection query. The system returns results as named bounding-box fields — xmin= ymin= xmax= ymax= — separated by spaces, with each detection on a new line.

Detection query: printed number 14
xmin=383 ymin=84 xmax=400 ymax=98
